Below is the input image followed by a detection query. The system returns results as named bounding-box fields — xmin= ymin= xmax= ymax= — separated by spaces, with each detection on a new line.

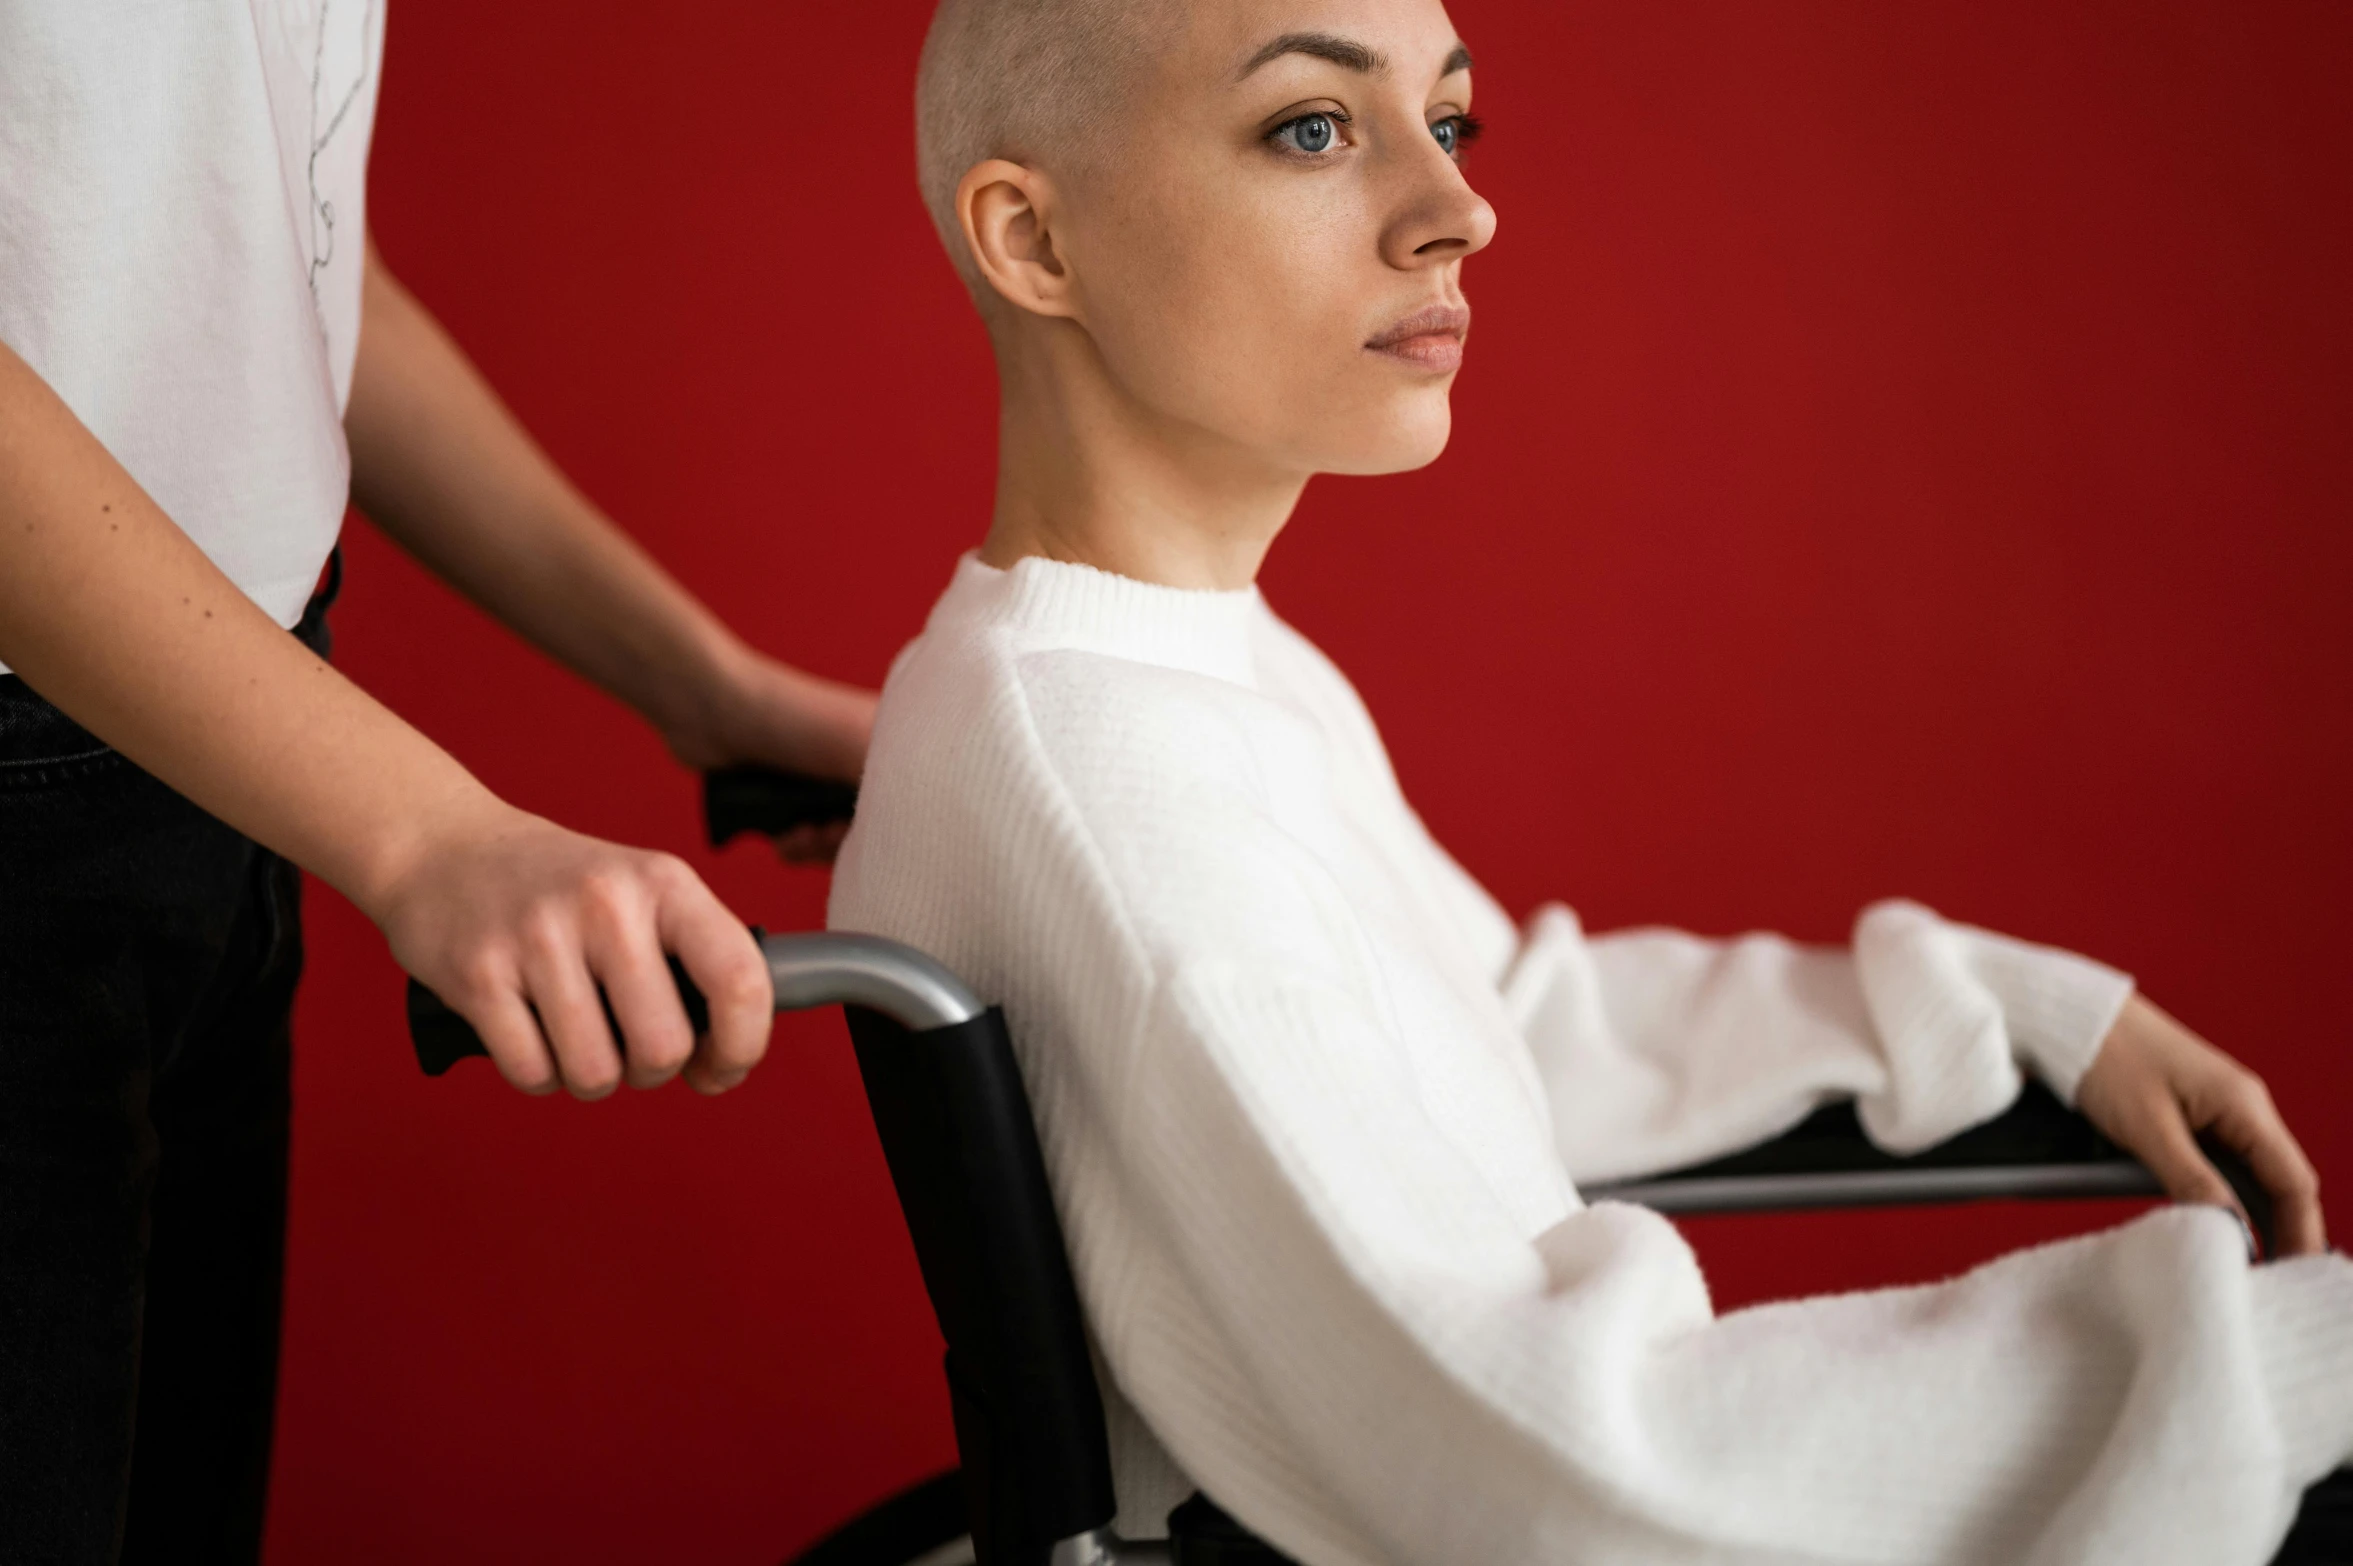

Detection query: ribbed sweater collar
xmin=930 ymin=552 xmax=1263 ymax=687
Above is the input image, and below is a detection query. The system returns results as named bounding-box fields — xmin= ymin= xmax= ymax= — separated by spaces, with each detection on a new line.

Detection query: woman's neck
xmin=980 ymin=330 xmax=1306 ymax=591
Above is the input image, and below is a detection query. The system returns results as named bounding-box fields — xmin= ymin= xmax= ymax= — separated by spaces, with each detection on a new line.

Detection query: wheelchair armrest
xmin=1585 ymin=1081 xmax=2278 ymax=1256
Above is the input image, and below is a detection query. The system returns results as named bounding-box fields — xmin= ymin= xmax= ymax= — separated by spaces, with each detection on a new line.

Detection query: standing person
xmin=0 ymin=3 xmax=869 ymax=1560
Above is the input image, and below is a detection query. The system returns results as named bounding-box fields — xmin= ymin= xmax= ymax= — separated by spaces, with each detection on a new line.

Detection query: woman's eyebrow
xmin=1238 ymin=32 xmax=1389 ymax=80
xmin=1234 ymin=33 xmax=1475 ymax=84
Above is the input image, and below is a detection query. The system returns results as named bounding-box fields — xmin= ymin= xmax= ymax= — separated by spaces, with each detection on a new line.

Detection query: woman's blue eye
xmin=1430 ymin=114 xmax=1482 ymax=157
xmin=1274 ymin=113 xmax=1338 ymax=154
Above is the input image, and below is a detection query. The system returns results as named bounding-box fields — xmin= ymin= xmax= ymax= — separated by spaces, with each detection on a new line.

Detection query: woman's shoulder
xmin=1014 ymin=644 xmax=1307 ymax=797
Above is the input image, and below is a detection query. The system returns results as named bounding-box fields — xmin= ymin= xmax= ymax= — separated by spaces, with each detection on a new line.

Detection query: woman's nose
xmin=1382 ymin=137 xmax=1497 ymax=270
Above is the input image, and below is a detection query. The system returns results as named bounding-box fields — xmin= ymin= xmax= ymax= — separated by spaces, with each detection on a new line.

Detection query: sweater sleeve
xmin=1501 ymin=899 xmax=2136 ymax=1183
xmin=1128 ymin=962 xmax=2353 ymax=1566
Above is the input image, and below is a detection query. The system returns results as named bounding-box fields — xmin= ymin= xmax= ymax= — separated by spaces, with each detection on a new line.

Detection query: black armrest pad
xmin=1636 ymin=1080 xmax=2276 ymax=1254
xmin=1666 ymin=1081 xmax=2118 ymax=1183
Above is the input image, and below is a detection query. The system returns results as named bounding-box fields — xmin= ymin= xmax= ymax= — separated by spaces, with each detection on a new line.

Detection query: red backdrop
xmin=269 ymin=3 xmax=2353 ymax=1560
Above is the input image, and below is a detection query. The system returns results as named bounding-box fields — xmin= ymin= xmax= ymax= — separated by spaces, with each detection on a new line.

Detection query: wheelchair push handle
xmin=406 ymin=954 xmax=706 ymax=1077
xmin=405 ymin=930 xmax=986 ymax=1075
xmin=407 ymin=937 xmax=718 ymax=1078
xmin=703 ymin=766 xmax=856 ymax=847
xmin=404 ymin=766 xmax=979 ymax=1075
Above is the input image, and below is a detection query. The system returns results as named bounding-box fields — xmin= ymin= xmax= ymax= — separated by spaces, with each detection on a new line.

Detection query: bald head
xmin=915 ymin=0 xmax=1172 ymax=287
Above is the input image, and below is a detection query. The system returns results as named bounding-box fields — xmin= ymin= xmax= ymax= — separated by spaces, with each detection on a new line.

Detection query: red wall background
xmin=269 ymin=3 xmax=2353 ymax=1560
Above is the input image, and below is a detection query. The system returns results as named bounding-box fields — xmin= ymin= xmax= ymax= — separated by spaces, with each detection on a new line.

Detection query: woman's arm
xmin=1129 ymin=966 xmax=2353 ymax=1566
xmin=345 ymin=242 xmax=873 ymax=854
xmin=1507 ymin=902 xmax=2129 ymax=1177
xmin=1510 ymin=901 xmax=2325 ymax=1252
xmin=0 ymin=339 xmax=770 ymax=1097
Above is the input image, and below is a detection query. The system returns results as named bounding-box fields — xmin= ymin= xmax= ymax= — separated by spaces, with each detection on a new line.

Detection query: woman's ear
xmin=957 ymin=159 xmax=1078 ymax=320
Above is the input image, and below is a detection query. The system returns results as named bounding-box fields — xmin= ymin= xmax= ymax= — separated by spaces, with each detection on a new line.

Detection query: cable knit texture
xmin=831 ymin=553 xmax=2353 ymax=1564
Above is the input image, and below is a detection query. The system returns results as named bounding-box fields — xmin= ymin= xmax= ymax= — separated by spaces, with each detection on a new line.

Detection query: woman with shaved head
xmin=835 ymin=1 xmax=2353 ymax=1560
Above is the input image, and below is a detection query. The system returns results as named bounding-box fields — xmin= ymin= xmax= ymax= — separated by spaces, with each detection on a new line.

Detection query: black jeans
xmin=0 ymin=585 xmax=330 ymax=1564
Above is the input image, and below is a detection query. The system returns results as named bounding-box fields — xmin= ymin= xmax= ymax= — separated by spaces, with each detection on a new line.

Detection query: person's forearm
xmin=0 ymin=337 xmax=778 ymax=1097
xmin=0 ymin=339 xmax=498 ymax=913
xmin=345 ymin=244 xmax=756 ymax=750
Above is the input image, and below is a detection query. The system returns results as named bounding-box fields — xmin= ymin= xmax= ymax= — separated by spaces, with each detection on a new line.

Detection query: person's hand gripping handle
xmin=403 ymin=768 xmax=855 ymax=1080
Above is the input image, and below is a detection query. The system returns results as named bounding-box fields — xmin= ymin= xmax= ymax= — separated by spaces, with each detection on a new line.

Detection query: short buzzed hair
xmin=914 ymin=0 xmax=1173 ymax=287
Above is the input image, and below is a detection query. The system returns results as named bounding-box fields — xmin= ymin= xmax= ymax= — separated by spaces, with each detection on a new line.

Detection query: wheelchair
xmin=407 ymin=769 xmax=2353 ymax=1566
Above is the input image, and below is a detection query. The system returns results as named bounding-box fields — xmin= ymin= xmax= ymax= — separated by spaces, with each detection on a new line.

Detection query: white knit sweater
xmin=830 ymin=553 xmax=2353 ymax=1565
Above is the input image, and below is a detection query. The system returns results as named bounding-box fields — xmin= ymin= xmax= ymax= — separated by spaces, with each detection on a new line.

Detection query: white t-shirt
xmin=0 ymin=0 xmax=386 ymax=673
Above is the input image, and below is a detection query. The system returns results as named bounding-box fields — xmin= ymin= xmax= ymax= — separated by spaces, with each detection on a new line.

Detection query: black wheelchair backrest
xmin=847 ymin=1003 xmax=1119 ymax=1566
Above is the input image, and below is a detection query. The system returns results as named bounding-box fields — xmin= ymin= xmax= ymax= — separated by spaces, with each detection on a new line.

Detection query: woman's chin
xmin=1324 ymin=400 xmax=1454 ymax=476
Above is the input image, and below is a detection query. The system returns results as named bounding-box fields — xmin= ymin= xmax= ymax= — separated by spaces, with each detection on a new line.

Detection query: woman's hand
xmin=2076 ymin=994 xmax=2326 ymax=1256
xmin=367 ymin=798 xmax=775 ymax=1099
xmin=661 ymin=649 xmax=877 ymax=864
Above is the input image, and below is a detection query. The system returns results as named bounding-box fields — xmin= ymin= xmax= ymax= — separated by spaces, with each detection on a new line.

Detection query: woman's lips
xmin=1366 ymin=304 xmax=1471 ymax=373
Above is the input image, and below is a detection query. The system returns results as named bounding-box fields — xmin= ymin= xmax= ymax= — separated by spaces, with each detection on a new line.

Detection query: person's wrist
xmin=656 ymin=638 xmax=874 ymax=782
xmin=653 ymin=630 xmax=767 ymax=771
xmin=338 ymin=775 xmax=519 ymax=930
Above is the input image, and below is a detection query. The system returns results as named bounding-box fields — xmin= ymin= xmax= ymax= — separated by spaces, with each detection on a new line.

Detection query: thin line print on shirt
xmin=305 ymin=0 xmax=378 ymax=303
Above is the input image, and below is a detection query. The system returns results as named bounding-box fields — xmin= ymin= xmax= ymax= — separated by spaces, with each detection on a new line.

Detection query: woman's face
xmin=1055 ymin=0 xmax=1495 ymax=478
